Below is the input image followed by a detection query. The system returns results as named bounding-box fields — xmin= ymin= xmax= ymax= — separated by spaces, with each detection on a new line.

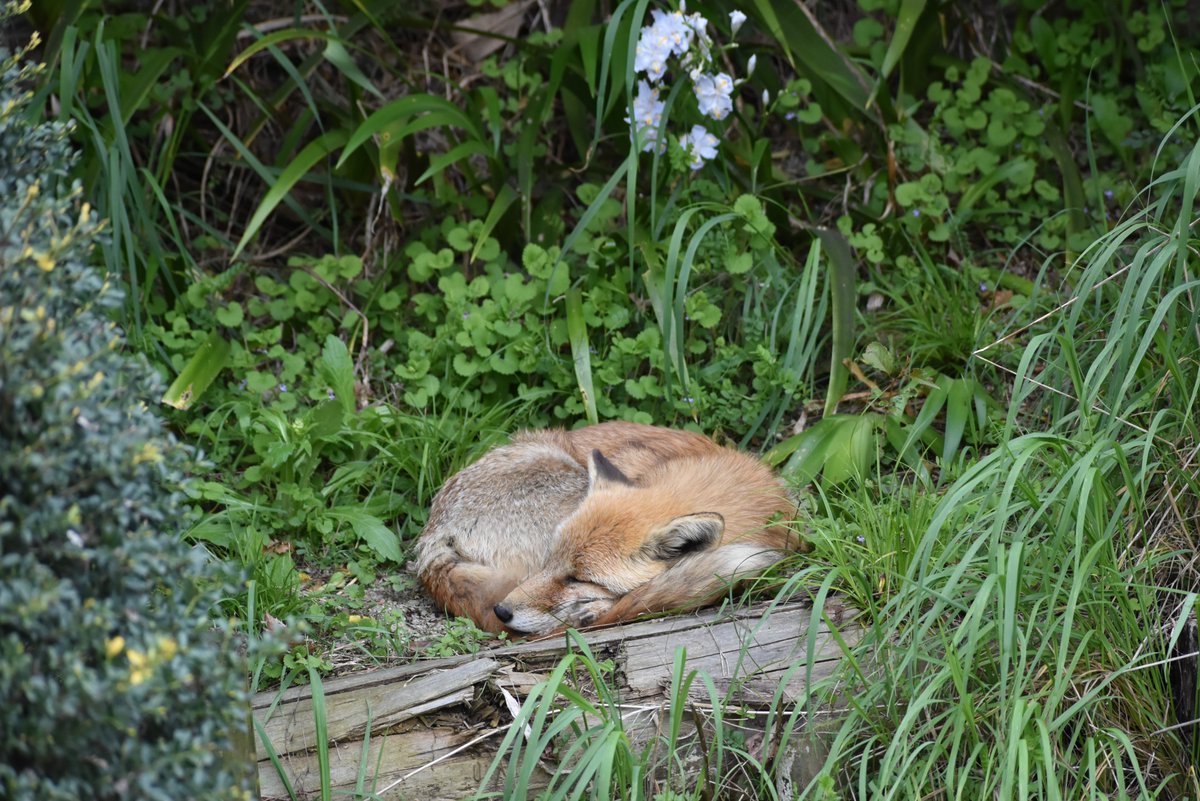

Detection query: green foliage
xmin=803 ymin=436 xmax=1191 ymax=797
xmin=801 ymin=122 xmax=1200 ymax=798
xmin=0 ymin=44 xmax=252 ymax=800
xmin=39 ymin=1 xmax=255 ymax=334
xmin=423 ymin=617 xmax=505 ymax=658
xmin=765 ymin=347 xmax=999 ymax=487
xmin=22 ymin=0 xmax=1200 ymax=791
xmin=145 ymin=182 xmax=835 ymax=633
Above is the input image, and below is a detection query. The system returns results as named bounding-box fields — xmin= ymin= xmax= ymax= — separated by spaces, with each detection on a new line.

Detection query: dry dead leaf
xmin=451 ymin=0 xmax=535 ymax=64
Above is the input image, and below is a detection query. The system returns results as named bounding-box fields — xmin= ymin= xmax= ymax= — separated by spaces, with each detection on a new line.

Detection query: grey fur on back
xmin=414 ymin=437 xmax=590 ymax=581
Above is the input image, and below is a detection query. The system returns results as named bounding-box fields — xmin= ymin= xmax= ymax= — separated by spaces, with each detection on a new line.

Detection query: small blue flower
xmin=693 ymin=72 xmax=734 ymax=120
xmin=696 ymin=71 xmax=729 ymax=120
xmin=327 ymin=389 xmax=336 ymax=400
xmin=684 ymin=13 xmax=712 ymax=63
xmin=635 ymin=9 xmax=694 ymax=82
xmin=650 ymin=9 xmax=694 ymax=55
xmin=626 ymin=80 xmax=667 ymax=152
xmin=911 ymin=209 xmax=920 ymax=217
xmin=278 ymin=383 xmax=287 ymax=393
xmin=856 ymin=534 xmax=866 ymax=544
xmin=634 ymin=35 xmax=671 ymax=82
xmin=679 ymin=124 xmax=719 ymax=170
xmin=1104 ymin=189 xmax=1114 ymax=198
xmin=684 ymin=396 xmax=695 ymax=404
xmin=462 ymin=311 xmax=470 ymax=320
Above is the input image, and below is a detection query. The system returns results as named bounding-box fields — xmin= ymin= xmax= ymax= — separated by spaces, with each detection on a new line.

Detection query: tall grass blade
xmin=566 ymin=287 xmax=599 ymax=425
xmin=878 ymin=0 xmax=927 ymax=82
xmin=231 ymin=129 xmax=349 ymax=260
xmin=162 ymin=331 xmax=231 ymax=410
xmin=816 ymin=228 xmax=856 ymax=415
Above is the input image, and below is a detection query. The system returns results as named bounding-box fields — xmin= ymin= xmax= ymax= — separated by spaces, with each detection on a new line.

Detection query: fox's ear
xmin=645 ymin=512 xmax=724 ymax=561
xmin=588 ymin=449 xmax=634 ymax=490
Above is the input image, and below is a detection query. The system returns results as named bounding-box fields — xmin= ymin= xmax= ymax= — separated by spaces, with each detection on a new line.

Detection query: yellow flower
xmin=105 ymin=636 xmax=125 ymax=658
xmin=133 ymin=442 xmax=162 ymax=465
xmin=127 ymin=649 xmax=150 ymax=686
xmin=347 ymin=615 xmax=363 ymax=624
xmin=156 ymin=637 xmax=177 ymax=660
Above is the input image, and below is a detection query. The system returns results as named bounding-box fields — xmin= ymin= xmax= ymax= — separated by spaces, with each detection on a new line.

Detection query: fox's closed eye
xmin=563 ymin=575 xmax=583 ymax=585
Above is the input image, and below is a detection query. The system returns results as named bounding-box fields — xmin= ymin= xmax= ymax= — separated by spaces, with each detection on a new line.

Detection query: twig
xmin=972 ymin=260 xmax=1134 ymax=356
xmin=376 ymin=725 xmax=509 ymax=793
xmin=236 ymin=15 xmax=349 ymax=40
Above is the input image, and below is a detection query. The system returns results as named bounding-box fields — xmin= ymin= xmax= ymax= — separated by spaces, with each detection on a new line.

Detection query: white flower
xmin=762 ymin=88 xmax=770 ymax=105
xmin=678 ymin=124 xmax=719 ymax=170
xmin=684 ymin=12 xmax=712 ymax=65
xmin=636 ymin=8 xmax=702 ymax=82
xmin=729 ymin=10 xmax=747 ymax=36
xmin=746 ymin=54 xmax=757 ymax=77
xmin=693 ymin=71 xmax=734 ymax=120
xmin=650 ymin=9 xmax=694 ymax=56
xmin=634 ymin=34 xmax=672 ymax=82
xmin=626 ymin=80 xmax=667 ymax=152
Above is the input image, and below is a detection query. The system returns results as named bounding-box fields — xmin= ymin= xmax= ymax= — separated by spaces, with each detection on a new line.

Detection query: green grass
xmin=465 ymin=123 xmax=1200 ymax=800
xmin=192 ymin=391 xmax=537 ymax=634
xmin=24 ymin=1 xmax=1200 ymax=796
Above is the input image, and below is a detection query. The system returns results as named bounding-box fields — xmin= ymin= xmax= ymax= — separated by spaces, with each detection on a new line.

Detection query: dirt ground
xmin=317 ymin=561 xmax=499 ymax=676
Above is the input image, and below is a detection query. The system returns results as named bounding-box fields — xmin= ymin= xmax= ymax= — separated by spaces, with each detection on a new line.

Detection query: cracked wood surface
xmin=254 ymin=599 xmax=858 ymax=800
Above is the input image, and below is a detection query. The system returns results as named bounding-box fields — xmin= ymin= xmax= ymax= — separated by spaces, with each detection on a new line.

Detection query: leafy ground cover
xmin=15 ymin=0 xmax=1200 ymax=796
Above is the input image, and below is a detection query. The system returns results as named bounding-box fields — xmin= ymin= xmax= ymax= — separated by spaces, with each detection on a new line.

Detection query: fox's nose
xmin=493 ymin=603 xmax=513 ymax=624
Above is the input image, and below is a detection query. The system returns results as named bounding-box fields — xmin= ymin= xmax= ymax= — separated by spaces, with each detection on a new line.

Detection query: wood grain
xmin=254 ymin=599 xmax=859 ymax=800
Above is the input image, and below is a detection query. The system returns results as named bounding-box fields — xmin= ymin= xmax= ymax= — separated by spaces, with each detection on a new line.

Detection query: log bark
xmin=254 ymin=599 xmax=860 ymax=800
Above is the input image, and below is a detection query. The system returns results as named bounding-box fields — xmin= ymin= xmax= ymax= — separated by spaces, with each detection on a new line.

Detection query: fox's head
xmin=492 ymin=449 xmax=725 ymax=634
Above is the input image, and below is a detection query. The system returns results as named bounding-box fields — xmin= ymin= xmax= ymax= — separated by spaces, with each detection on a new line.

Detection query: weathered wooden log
xmin=254 ymin=599 xmax=860 ymax=800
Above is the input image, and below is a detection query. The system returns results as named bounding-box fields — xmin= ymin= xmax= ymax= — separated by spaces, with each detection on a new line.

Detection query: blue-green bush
xmin=0 ymin=45 xmax=254 ymax=800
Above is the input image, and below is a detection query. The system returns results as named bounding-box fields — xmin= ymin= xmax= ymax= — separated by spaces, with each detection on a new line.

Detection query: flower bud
xmin=730 ymin=10 xmax=747 ymax=36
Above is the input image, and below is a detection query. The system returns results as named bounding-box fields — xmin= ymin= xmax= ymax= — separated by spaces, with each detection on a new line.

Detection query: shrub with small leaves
xmin=0 ymin=43 xmax=254 ymax=801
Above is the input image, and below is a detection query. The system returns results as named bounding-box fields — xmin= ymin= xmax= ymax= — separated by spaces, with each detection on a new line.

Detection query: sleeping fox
xmin=415 ymin=421 xmax=798 ymax=635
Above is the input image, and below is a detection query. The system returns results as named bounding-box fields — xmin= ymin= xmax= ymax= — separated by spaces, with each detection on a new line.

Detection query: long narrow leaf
xmin=816 ymin=227 xmax=857 ymax=415
xmin=414 ymin=140 xmax=491 ymax=186
xmin=232 ymin=129 xmax=349 ymax=260
xmin=162 ymin=331 xmax=231 ymax=410
xmin=566 ymin=287 xmax=598 ymax=425
xmin=226 ymin=28 xmax=339 ymax=76
xmin=879 ymin=0 xmax=927 ymax=81
xmin=337 ymin=95 xmax=483 ymax=167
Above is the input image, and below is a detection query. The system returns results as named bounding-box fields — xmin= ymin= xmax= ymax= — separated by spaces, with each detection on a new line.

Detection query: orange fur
xmin=415 ymin=422 xmax=797 ymax=635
